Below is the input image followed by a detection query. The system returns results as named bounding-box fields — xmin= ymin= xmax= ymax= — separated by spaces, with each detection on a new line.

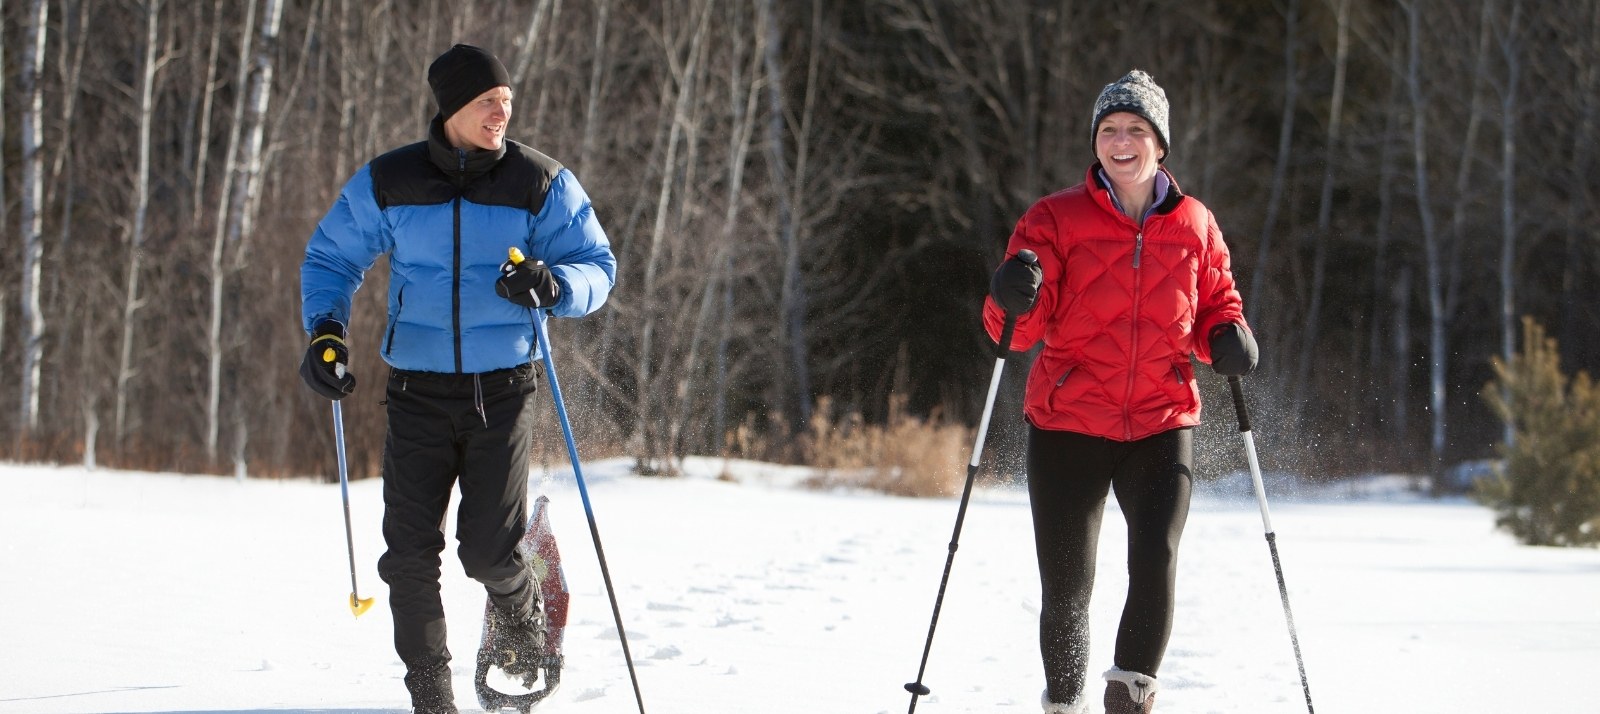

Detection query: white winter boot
xmin=1102 ymin=666 xmax=1159 ymax=714
xmin=1040 ymin=688 xmax=1089 ymax=714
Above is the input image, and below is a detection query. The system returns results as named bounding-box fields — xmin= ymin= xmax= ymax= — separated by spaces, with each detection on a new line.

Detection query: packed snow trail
xmin=2 ymin=460 xmax=1598 ymax=712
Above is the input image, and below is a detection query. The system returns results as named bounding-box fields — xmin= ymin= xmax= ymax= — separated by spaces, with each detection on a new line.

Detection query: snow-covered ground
xmin=2 ymin=456 xmax=1597 ymax=713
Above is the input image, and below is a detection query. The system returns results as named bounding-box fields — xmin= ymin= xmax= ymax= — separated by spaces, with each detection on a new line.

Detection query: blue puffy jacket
xmin=301 ymin=122 xmax=616 ymax=373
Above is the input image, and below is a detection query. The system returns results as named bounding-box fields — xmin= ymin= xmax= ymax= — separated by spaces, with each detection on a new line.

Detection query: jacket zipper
xmin=452 ymin=150 xmax=465 ymax=373
xmin=1173 ymin=364 xmax=1186 ymax=385
xmin=385 ymin=287 xmax=403 ymax=354
xmin=1124 ymin=231 xmax=1145 ymax=439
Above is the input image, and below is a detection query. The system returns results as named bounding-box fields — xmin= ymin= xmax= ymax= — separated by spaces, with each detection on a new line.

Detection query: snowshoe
xmin=475 ymin=495 xmax=570 ymax=712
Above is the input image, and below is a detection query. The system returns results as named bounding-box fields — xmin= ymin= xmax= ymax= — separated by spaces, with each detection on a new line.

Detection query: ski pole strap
xmin=1229 ymin=375 xmax=1251 ymax=433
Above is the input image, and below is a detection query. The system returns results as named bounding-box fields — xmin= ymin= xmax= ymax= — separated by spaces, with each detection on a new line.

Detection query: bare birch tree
xmin=115 ymin=0 xmax=165 ymax=444
xmin=1403 ymin=0 xmax=1450 ymax=471
xmin=630 ymin=0 xmax=713 ymax=465
xmin=206 ymin=0 xmax=265 ymax=457
xmin=17 ymin=0 xmax=49 ymax=435
xmin=187 ymin=0 xmax=226 ymax=232
xmin=1291 ymin=0 xmax=1351 ymax=423
xmin=761 ymin=0 xmax=814 ymax=431
xmin=1247 ymin=0 xmax=1301 ymax=333
xmin=1495 ymin=0 xmax=1522 ymax=445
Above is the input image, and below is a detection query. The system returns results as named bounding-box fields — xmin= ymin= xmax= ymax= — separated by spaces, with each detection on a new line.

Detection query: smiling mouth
xmin=1112 ymin=154 xmax=1136 ymax=161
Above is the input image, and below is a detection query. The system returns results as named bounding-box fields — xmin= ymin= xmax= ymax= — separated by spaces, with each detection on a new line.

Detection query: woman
xmin=984 ymin=70 xmax=1258 ymax=714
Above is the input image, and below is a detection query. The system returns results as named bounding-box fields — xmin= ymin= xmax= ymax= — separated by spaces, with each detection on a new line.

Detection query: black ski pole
xmin=519 ymin=249 xmax=647 ymax=714
xmin=1228 ymin=375 xmax=1314 ymax=714
xmin=903 ymin=249 xmax=1035 ymax=713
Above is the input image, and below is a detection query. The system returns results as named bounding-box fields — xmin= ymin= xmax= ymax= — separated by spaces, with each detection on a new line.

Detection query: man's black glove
xmin=989 ymin=250 xmax=1043 ymax=315
xmin=496 ymin=258 xmax=561 ymax=308
xmin=299 ymin=320 xmax=356 ymax=400
xmin=1209 ymin=322 xmax=1258 ymax=377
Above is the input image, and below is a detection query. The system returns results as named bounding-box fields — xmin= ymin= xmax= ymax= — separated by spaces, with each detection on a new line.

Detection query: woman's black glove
xmin=496 ymin=258 xmax=561 ymax=308
xmin=1209 ymin=323 xmax=1258 ymax=376
xmin=299 ymin=320 xmax=356 ymax=400
xmin=989 ymin=250 xmax=1043 ymax=315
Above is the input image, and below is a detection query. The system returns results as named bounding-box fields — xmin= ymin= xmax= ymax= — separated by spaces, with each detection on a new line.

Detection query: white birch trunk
xmin=1497 ymin=0 xmax=1522 ymax=447
xmin=189 ymin=0 xmax=225 ymax=231
xmin=511 ymin=0 xmax=554 ymax=86
xmin=760 ymin=0 xmax=813 ymax=430
xmin=220 ymin=0 xmax=282 ymax=472
xmin=674 ymin=2 xmax=764 ymax=457
xmin=1404 ymin=0 xmax=1449 ymax=471
xmin=634 ymin=1 xmax=711 ymax=462
xmin=206 ymin=0 xmax=261 ymax=460
xmin=116 ymin=0 xmax=163 ymax=444
xmin=1246 ymin=0 xmax=1299 ymax=330
xmin=18 ymin=0 xmax=49 ymax=434
xmin=578 ymin=0 xmax=611 ymax=171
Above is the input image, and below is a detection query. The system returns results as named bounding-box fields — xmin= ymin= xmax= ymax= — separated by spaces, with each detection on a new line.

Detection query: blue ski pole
xmin=515 ymin=248 xmax=646 ymax=714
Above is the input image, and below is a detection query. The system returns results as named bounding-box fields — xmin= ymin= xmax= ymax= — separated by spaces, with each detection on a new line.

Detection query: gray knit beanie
xmin=1089 ymin=69 xmax=1170 ymax=159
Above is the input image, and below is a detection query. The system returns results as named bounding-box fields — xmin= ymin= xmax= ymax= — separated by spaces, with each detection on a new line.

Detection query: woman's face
xmin=1094 ymin=112 xmax=1164 ymax=190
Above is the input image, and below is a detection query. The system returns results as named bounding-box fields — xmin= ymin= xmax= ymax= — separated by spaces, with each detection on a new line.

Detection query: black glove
xmin=496 ymin=258 xmax=561 ymax=308
xmin=299 ymin=320 xmax=356 ymax=400
xmin=1209 ymin=323 xmax=1258 ymax=377
xmin=989 ymin=249 xmax=1043 ymax=315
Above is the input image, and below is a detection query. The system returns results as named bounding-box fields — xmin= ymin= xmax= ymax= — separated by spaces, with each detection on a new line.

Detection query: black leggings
xmin=1027 ymin=425 xmax=1193 ymax=704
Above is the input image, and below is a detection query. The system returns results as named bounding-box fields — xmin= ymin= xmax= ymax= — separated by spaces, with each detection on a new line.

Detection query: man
xmin=299 ymin=44 xmax=616 ymax=713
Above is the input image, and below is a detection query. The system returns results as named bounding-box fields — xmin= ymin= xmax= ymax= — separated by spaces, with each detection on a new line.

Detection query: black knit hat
xmin=428 ymin=44 xmax=512 ymax=120
xmin=1090 ymin=69 xmax=1171 ymax=159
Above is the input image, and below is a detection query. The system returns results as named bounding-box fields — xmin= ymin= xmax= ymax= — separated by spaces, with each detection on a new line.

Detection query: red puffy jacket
xmin=983 ymin=166 xmax=1247 ymax=441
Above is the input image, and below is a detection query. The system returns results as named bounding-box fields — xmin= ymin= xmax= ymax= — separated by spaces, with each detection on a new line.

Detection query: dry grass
xmin=798 ymin=395 xmax=972 ymax=498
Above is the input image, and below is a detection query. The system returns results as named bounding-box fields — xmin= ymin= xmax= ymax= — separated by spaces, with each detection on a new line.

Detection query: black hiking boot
xmin=404 ymin=661 xmax=457 ymax=713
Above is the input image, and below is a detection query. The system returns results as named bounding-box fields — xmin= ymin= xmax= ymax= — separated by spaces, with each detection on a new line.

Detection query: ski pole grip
xmin=992 ymin=249 xmax=1038 ymax=359
xmin=1228 ymin=375 xmax=1251 ymax=433
xmin=995 ymin=314 xmax=1018 ymax=359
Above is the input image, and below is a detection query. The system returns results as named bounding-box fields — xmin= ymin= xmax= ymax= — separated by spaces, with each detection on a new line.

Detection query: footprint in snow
xmin=646 ymin=601 xmax=691 ymax=611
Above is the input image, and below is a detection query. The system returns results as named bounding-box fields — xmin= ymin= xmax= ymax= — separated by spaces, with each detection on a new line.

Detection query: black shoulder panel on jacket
xmin=369 ymin=141 xmax=455 ymax=209
xmin=367 ymin=140 xmax=564 ymax=214
xmin=466 ymin=141 xmax=564 ymax=214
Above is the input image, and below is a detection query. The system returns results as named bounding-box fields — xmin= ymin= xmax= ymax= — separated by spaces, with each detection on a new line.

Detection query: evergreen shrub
xmin=1479 ymin=318 xmax=1600 ymax=547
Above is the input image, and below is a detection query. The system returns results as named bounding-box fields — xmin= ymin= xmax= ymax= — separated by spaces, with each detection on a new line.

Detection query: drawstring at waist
xmin=473 ymin=373 xmax=487 ymax=427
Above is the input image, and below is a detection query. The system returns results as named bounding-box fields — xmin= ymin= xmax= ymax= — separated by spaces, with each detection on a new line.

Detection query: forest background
xmin=0 ymin=0 xmax=1593 ymax=487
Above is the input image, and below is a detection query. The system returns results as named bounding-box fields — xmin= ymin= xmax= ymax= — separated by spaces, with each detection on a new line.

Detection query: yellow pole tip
xmin=350 ymin=594 xmax=375 ymax=617
xmin=508 ymin=247 xmax=525 ymax=264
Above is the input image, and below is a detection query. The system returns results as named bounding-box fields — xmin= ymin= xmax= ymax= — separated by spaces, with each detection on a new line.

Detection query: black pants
xmin=1027 ymin=425 xmax=1193 ymax=704
xmin=376 ymin=363 xmax=542 ymax=680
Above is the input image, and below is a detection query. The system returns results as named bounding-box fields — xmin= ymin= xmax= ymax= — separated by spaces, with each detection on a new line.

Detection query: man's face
xmin=444 ymin=86 xmax=513 ymax=151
